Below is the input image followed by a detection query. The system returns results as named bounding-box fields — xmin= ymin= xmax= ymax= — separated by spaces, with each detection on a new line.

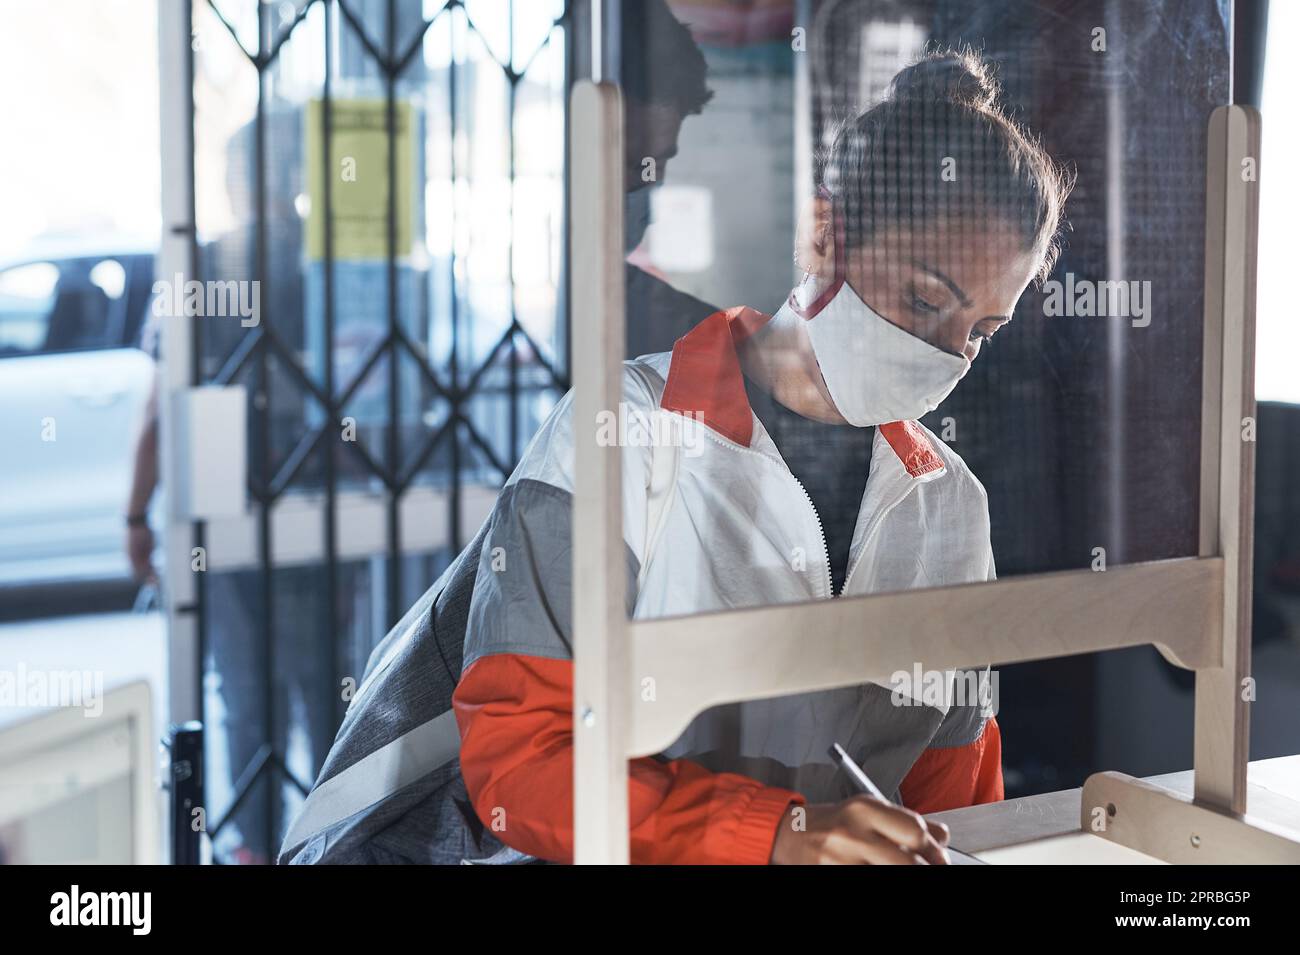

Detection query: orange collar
xmin=659 ymin=307 xmax=944 ymax=478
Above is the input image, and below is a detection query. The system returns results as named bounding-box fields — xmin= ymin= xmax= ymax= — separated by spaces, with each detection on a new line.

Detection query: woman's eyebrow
xmin=913 ymin=261 xmax=973 ymax=308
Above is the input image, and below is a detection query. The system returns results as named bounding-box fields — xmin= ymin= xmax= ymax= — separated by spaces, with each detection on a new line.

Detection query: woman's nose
xmin=938 ymin=323 xmax=975 ymax=359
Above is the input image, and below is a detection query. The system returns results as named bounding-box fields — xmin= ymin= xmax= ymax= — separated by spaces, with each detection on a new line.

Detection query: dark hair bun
xmin=889 ymin=49 xmax=1000 ymax=112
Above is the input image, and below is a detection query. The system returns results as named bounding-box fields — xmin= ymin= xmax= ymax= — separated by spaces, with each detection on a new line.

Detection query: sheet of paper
xmin=976 ymin=832 xmax=1167 ymax=865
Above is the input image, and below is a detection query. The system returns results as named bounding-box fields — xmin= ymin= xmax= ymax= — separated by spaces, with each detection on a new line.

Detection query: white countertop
xmin=928 ymin=755 xmax=1300 ymax=863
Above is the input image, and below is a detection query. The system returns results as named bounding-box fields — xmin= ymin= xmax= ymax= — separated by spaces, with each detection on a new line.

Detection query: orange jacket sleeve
xmin=453 ymin=652 xmax=804 ymax=865
xmin=898 ymin=716 xmax=1004 ymax=816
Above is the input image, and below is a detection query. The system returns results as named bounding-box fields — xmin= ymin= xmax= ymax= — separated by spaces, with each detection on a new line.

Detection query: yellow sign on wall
xmin=305 ymin=98 xmax=414 ymax=260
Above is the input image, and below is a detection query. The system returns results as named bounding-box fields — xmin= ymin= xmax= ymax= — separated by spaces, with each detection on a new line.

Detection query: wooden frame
xmin=571 ymin=81 xmax=630 ymax=864
xmin=570 ymin=85 xmax=1279 ymax=863
xmin=1192 ymin=105 xmax=1261 ymax=816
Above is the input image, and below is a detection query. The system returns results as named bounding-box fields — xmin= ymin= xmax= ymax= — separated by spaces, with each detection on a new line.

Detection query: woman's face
xmin=844 ymin=217 xmax=1041 ymax=361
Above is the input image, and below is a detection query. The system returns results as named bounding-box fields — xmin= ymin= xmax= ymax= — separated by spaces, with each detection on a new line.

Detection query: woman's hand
xmin=769 ymin=796 xmax=951 ymax=864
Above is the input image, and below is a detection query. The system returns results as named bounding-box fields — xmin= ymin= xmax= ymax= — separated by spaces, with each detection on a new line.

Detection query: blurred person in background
xmin=125 ymin=115 xmax=331 ymax=864
xmin=622 ymin=0 xmax=720 ymax=358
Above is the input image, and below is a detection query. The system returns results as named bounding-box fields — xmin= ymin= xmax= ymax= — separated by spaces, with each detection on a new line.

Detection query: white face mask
xmin=785 ymin=275 xmax=971 ymax=427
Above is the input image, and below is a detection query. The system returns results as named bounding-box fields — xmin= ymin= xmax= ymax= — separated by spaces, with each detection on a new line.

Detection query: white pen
xmin=828 ymin=741 xmax=986 ymax=865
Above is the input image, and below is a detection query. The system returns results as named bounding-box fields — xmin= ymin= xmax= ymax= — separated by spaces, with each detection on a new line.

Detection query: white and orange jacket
xmin=452 ymin=305 xmax=1002 ymax=864
xmin=281 ymin=305 xmax=1003 ymax=865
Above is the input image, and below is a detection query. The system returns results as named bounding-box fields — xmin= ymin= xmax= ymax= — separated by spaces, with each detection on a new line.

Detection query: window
xmin=0 ymin=256 xmax=143 ymax=356
xmin=0 ymin=261 xmax=59 ymax=353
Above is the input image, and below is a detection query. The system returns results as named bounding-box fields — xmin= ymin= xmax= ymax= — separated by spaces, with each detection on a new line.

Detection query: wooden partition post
xmin=570 ymin=80 xmax=629 ymax=865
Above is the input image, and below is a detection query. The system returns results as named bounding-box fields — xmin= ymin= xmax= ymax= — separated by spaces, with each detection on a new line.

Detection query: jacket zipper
xmin=696 ymin=427 xmax=835 ymax=599
xmin=696 ymin=425 xmax=921 ymax=600
xmin=791 ymin=469 xmax=915 ymax=599
xmin=787 ymin=470 xmax=835 ymax=599
xmin=700 ymin=425 xmax=889 ymax=599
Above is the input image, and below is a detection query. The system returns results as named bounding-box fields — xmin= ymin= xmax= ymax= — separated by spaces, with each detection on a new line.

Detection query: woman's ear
xmin=794 ymin=195 xmax=835 ymax=278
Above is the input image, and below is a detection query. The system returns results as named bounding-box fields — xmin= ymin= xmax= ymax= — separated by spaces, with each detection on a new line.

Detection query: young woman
xmin=450 ymin=49 xmax=1071 ymax=865
xmin=283 ymin=49 xmax=1072 ymax=866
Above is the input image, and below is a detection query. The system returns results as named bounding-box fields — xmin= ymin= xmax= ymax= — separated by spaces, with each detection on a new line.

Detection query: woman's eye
xmin=969 ymin=326 xmax=994 ymax=343
xmin=910 ymin=292 xmax=941 ymax=314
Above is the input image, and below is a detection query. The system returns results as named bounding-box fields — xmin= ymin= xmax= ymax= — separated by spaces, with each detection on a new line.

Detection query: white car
xmin=0 ymin=238 xmax=157 ymax=589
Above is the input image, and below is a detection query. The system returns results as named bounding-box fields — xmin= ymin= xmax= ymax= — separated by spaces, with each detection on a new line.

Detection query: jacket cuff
xmin=730 ymin=786 xmax=805 ymax=865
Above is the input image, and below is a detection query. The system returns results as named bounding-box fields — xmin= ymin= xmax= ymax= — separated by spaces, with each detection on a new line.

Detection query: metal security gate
xmin=159 ymin=0 xmax=573 ymax=863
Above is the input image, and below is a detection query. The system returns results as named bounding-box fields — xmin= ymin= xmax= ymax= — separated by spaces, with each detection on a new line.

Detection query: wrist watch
xmin=126 ymin=513 xmax=149 ymax=528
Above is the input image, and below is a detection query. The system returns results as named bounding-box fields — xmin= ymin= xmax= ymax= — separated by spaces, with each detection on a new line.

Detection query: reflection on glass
xmin=604 ymin=0 xmax=1225 ymax=854
xmin=274 ymin=1 xmax=1237 ymax=867
xmin=191 ymin=0 xmax=574 ymax=862
xmin=435 ymin=0 xmax=1229 ymax=865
